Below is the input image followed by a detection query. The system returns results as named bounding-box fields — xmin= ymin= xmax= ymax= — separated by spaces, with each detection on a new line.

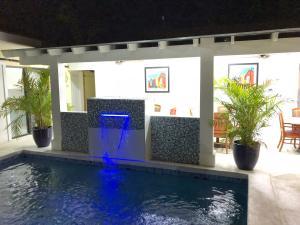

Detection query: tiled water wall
xmin=151 ymin=116 xmax=200 ymax=165
xmin=88 ymin=98 xmax=145 ymax=161
xmin=61 ymin=99 xmax=200 ymax=165
xmin=88 ymin=99 xmax=145 ymax=130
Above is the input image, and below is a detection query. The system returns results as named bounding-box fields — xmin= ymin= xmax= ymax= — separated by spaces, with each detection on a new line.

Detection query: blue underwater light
xmin=100 ymin=113 xmax=129 ymax=118
xmin=97 ymin=112 xmax=147 ymax=164
xmin=99 ymin=112 xmax=130 ymax=153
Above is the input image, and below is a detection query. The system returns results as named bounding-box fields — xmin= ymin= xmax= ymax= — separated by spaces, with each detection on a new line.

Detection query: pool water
xmin=0 ymin=156 xmax=247 ymax=225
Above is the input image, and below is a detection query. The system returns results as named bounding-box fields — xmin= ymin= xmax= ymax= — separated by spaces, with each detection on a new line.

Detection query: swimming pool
xmin=0 ymin=154 xmax=247 ymax=225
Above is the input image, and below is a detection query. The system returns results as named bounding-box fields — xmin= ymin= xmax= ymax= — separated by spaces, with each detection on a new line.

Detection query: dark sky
xmin=0 ymin=0 xmax=299 ymax=47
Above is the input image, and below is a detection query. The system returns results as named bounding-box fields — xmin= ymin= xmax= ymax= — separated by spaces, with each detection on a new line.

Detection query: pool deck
xmin=1 ymin=135 xmax=300 ymax=225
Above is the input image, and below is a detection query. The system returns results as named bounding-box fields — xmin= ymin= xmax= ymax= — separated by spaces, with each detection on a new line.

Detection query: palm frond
xmin=215 ymin=78 xmax=282 ymax=146
xmin=7 ymin=113 xmax=26 ymax=137
xmin=0 ymin=68 xmax=52 ymax=137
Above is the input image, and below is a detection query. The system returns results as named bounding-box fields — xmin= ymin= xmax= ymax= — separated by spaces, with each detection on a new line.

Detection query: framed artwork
xmin=228 ymin=63 xmax=259 ymax=85
xmin=145 ymin=67 xmax=169 ymax=93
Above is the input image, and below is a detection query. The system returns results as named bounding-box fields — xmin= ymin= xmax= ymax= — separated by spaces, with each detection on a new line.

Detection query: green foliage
xmin=215 ymin=78 xmax=281 ymax=147
xmin=0 ymin=68 xmax=52 ymax=137
xmin=67 ymin=103 xmax=74 ymax=111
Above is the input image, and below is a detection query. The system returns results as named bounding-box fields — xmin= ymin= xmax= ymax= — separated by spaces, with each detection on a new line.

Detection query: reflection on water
xmin=0 ymin=158 xmax=247 ymax=225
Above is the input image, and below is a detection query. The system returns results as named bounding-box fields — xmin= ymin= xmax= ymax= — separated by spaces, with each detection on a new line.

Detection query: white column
xmin=199 ymin=54 xmax=215 ymax=167
xmin=50 ymin=63 xmax=66 ymax=150
xmin=0 ymin=63 xmax=9 ymax=143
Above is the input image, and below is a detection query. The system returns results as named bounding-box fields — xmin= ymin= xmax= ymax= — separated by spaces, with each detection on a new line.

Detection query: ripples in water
xmin=0 ymin=158 xmax=247 ymax=225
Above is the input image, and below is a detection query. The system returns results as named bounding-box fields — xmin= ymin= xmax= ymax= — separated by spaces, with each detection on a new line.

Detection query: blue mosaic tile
xmin=87 ymin=99 xmax=145 ymax=130
xmin=0 ymin=153 xmax=22 ymax=169
xmin=151 ymin=116 xmax=200 ymax=165
xmin=61 ymin=112 xmax=88 ymax=153
xmin=21 ymin=153 xmax=101 ymax=167
xmin=0 ymin=153 xmax=247 ymax=184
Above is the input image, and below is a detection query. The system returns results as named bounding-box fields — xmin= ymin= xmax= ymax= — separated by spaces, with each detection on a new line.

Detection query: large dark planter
xmin=32 ymin=127 xmax=52 ymax=147
xmin=233 ymin=140 xmax=260 ymax=170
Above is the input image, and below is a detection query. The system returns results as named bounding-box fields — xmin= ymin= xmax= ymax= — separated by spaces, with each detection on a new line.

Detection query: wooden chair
xmin=213 ymin=112 xmax=230 ymax=153
xmin=277 ymin=112 xmax=300 ymax=151
xmin=154 ymin=104 xmax=161 ymax=112
xmin=292 ymin=108 xmax=300 ymax=117
xmin=170 ymin=107 xmax=176 ymax=115
xmin=291 ymin=108 xmax=300 ymax=144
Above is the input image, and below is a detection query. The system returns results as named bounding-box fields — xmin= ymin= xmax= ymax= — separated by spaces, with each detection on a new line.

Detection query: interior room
xmin=214 ymin=52 xmax=300 ymax=152
xmin=63 ymin=57 xmax=201 ymax=118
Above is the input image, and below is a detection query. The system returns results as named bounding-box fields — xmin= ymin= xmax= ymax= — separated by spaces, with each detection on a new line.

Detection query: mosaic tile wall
xmin=61 ymin=112 xmax=88 ymax=153
xmin=151 ymin=116 xmax=200 ymax=165
xmin=61 ymin=99 xmax=145 ymax=154
xmin=60 ymin=99 xmax=200 ymax=164
xmin=88 ymin=98 xmax=145 ymax=129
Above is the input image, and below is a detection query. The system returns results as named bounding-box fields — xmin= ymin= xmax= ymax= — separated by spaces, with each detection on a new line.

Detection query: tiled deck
xmin=0 ymin=135 xmax=50 ymax=157
xmin=216 ymin=147 xmax=300 ymax=225
xmin=1 ymin=135 xmax=300 ymax=225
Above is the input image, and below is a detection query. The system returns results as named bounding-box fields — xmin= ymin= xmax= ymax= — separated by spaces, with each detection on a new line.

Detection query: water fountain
xmin=88 ymin=98 xmax=146 ymax=163
xmin=98 ymin=113 xmax=130 ymax=174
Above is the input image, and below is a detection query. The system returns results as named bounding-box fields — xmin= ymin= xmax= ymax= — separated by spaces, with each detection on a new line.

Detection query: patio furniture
xmin=170 ymin=107 xmax=176 ymax=115
xmin=292 ymin=107 xmax=300 ymax=128
xmin=154 ymin=104 xmax=161 ymax=112
xmin=277 ymin=112 xmax=300 ymax=151
xmin=213 ymin=112 xmax=230 ymax=153
xmin=189 ymin=108 xmax=193 ymax=116
xmin=292 ymin=108 xmax=300 ymax=117
xmin=291 ymin=108 xmax=300 ymax=144
xmin=217 ymin=105 xmax=227 ymax=113
xmin=285 ymin=116 xmax=300 ymax=125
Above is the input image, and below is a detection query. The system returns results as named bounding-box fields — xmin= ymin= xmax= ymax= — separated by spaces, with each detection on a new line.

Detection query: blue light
xmin=89 ymin=154 xmax=144 ymax=163
xmin=100 ymin=113 xmax=129 ymax=118
xmin=99 ymin=112 xmax=131 ymax=163
xmin=104 ymin=157 xmax=144 ymax=163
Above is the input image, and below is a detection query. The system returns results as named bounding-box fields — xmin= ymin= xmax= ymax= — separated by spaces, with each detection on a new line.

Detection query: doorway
xmin=66 ymin=70 xmax=95 ymax=111
xmin=5 ymin=67 xmax=30 ymax=138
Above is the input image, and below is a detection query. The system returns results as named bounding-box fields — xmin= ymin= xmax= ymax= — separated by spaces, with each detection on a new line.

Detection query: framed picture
xmin=228 ymin=63 xmax=259 ymax=85
xmin=145 ymin=67 xmax=169 ymax=93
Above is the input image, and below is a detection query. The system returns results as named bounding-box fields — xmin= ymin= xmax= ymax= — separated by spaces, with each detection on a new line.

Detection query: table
xmin=285 ymin=116 xmax=300 ymax=125
xmin=284 ymin=116 xmax=300 ymax=151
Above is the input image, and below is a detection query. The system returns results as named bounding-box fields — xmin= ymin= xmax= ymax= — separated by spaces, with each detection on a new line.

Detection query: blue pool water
xmin=0 ymin=155 xmax=247 ymax=225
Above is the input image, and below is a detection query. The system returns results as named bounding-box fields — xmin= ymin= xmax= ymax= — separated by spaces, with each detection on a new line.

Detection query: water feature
xmin=99 ymin=112 xmax=130 ymax=166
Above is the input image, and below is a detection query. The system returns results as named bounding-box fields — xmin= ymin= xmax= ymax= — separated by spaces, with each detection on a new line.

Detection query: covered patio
xmin=1 ymin=28 xmax=300 ymax=225
xmin=2 ymin=28 xmax=300 ymax=164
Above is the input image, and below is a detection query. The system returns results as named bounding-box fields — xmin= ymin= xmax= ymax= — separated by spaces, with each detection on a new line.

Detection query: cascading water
xmin=99 ymin=113 xmax=130 ymax=168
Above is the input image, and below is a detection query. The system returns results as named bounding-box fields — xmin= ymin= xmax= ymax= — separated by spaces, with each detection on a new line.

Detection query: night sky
xmin=0 ymin=0 xmax=299 ymax=47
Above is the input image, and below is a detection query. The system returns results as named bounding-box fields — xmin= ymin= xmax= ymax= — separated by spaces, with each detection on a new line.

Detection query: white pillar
xmin=0 ymin=63 xmax=9 ymax=143
xmin=50 ymin=63 xmax=66 ymax=150
xmin=199 ymin=54 xmax=215 ymax=167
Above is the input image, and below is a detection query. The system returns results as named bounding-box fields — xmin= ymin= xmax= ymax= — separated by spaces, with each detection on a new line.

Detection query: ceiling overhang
xmin=2 ymin=27 xmax=300 ymax=60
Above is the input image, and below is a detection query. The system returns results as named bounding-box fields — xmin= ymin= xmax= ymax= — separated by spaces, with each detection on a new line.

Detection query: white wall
xmin=0 ymin=66 xmax=25 ymax=142
xmin=214 ymin=53 xmax=300 ymax=114
xmin=68 ymin=57 xmax=201 ymax=117
xmin=0 ymin=64 xmax=8 ymax=143
xmin=5 ymin=67 xmax=28 ymax=138
xmin=69 ymin=71 xmax=84 ymax=111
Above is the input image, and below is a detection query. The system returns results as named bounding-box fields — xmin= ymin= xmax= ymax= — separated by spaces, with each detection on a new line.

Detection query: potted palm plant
xmin=0 ymin=68 xmax=52 ymax=147
xmin=215 ymin=78 xmax=280 ymax=170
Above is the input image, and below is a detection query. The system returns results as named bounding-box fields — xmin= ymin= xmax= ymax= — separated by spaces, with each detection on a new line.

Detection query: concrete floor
xmin=216 ymin=145 xmax=300 ymax=225
xmin=0 ymin=135 xmax=50 ymax=158
xmin=1 ymin=135 xmax=300 ymax=225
